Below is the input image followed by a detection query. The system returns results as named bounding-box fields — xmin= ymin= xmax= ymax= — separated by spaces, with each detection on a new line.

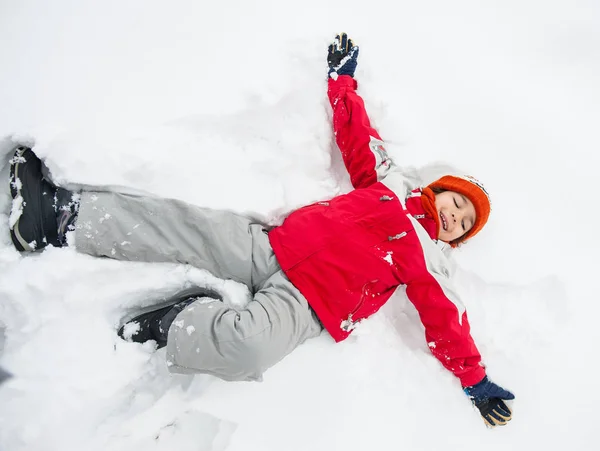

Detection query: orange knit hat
xmin=426 ymin=175 xmax=491 ymax=246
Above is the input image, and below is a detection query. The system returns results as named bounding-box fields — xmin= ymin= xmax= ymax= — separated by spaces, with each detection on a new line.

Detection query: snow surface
xmin=1 ymin=0 xmax=599 ymax=450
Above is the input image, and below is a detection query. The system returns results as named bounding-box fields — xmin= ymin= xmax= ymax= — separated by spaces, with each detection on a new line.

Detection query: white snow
xmin=121 ymin=321 xmax=141 ymax=340
xmin=0 ymin=1 xmax=599 ymax=450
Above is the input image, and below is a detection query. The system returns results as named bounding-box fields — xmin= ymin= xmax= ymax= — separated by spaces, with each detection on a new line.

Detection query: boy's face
xmin=434 ymin=190 xmax=476 ymax=243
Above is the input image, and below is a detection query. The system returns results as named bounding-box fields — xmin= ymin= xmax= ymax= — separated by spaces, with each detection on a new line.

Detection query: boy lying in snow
xmin=7 ymin=33 xmax=514 ymax=427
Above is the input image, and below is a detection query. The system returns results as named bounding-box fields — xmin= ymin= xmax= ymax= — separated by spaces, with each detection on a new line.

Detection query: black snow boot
xmin=9 ymin=146 xmax=79 ymax=252
xmin=118 ymin=287 xmax=222 ymax=349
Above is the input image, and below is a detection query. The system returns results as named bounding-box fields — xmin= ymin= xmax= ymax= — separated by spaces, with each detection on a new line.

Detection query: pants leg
xmin=74 ymin=191 xmax=278 ymax=291
xmin=166 ymin=270 xmax=323 ymax=381
xmin=75 ymin=191 xmax=323 ymax=380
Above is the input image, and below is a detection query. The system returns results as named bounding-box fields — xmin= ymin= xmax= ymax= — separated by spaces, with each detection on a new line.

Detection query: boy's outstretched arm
xmin=406 ymin=274 xmax=515 ymax=427
xmin=327 ymin=33 xmax=393 ymax=189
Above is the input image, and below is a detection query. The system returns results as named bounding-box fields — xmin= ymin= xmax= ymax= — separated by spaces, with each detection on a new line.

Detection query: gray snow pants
xmin=75 ymin=191 xmax=323 ymax=381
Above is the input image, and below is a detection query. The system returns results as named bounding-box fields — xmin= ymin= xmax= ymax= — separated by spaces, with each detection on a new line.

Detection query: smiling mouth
xmin=440 ymin=212 xmax=448 ymax=231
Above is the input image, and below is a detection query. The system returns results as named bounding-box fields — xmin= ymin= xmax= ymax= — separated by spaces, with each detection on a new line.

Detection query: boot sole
xmin=10 ymin=146 xmax=40 ymax=251
xmin=9 ymin=147 xmax=58 ymax=251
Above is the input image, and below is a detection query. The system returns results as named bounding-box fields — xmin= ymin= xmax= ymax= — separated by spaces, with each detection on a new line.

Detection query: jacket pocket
xmin=340 ymin=279 xmax=382 ymax=332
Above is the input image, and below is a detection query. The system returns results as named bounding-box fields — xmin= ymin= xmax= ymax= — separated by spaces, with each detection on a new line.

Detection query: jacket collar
xmin=405 ymin=188 xmax=439 ymax=242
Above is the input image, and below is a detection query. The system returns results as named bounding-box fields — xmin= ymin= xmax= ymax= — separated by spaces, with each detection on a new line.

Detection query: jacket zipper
xmin=339 ymin=228 xmax=409 ymax=333
xmin=340 ymin=279 xmax=378 ymax=332
xmin=388 ymin=231 xmax=407 ymax=241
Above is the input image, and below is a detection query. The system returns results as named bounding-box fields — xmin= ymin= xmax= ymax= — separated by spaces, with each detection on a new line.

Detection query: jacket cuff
xmin=327 ymin=75 xmax=357 ymax=91
xmin=459 ymin=366 xmax=486 ymax=388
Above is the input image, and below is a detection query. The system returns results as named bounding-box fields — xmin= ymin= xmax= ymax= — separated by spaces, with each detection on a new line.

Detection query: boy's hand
xmin=464 ymin=376 xmax=515 ymax=427
xmin=327 ymin=33 xmax=359 ymax=79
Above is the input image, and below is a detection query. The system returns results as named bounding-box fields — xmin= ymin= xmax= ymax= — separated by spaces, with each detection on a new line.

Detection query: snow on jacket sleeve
xmin=328 ymin=76 xmax=393 ymax=189
xmin=407 ymin=278 xmax=486 ymax=387
xmin=402 ymin=223 xmax=487 ymax=387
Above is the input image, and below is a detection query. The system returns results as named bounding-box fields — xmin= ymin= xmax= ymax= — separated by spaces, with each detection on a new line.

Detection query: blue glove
xmin=327 ymin=33 xmax=359 ymax=79
xmin=464 ymin=376 xmax=515 ymax=427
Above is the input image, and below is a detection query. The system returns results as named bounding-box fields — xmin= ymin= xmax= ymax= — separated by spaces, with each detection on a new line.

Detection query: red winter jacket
xmin=268 ymin=76 xmax=485 ymax=387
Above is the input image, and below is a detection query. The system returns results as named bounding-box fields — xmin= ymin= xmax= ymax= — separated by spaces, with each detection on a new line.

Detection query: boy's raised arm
xmin=327 ymin=34 xmax=393 ymax=189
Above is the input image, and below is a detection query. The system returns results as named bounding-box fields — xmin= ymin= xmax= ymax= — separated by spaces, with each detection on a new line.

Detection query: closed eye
xmin=454 ymin=198 xmax=467 ymax=230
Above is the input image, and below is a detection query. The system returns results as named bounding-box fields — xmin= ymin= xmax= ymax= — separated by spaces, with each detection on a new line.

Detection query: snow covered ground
xmin=1 ymin=0 xmax=599 ymax=450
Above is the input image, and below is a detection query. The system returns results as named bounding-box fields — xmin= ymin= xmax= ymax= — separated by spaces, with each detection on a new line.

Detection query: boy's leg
xmin=75 ymin=191 xmax=278 ymax=291
xmin=165 ymin=270 xmax=323 ymax=381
